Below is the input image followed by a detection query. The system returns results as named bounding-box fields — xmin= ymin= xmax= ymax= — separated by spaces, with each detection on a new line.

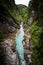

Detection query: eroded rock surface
xmin=0 ymin=24 xmax=32 ymax=65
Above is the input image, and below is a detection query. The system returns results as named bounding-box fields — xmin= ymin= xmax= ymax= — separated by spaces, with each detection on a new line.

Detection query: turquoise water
xmin=15 ymin=24 xmax=26 ymax=65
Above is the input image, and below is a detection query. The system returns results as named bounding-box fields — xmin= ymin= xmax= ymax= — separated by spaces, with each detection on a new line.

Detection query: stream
xmin=15 ymin=22 xmax=26 ymax=65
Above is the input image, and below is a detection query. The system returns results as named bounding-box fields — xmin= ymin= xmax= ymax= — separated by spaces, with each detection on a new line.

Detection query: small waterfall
xmin=15 ymin=22 xmax=26 ymax=65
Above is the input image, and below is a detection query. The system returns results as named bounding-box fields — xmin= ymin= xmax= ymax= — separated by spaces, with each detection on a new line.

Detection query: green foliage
xmin=28 ymin=0 xmax=43 ymax=19
xmin=17 ymin=4 xmax=29 ymax=23
xmin=30 ymin=20 xmax=43 ymax=65
xmin=30 ymin=21 xmax=41 ymax=47
xmin=0 ymin=0 xmax=21 ymax=23
xmin=32 ymin=49 xmax=41 ymax=65
xmin=0 ymin=0 xmax=29 ymax=23
xmin=29 ymin=0 xmax=43 ymax=64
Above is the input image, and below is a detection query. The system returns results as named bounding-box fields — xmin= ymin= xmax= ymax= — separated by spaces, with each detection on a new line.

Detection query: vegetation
xmin=17 ymin=4 xmax=29 ymax=23
xmin=0 ymin=0 xmax=43 ymax=65
xmin=29 ymin=0 xmax=43 ymax=19
xmin=0 ymin=0 xmax=29 ymax=40
xmin=29 ymin=0 xmax=43 ymax=65
xmin=29 ymin=20 xmax=43 ymax=65
xmin=0 ymin=0 xmax=21 ymax=23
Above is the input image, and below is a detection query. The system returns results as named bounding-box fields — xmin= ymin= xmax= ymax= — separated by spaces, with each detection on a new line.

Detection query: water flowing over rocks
xmin=0 ymin=39 xmax=19 ymax=65
xmin=0 ymin=23 xmax=32 ymax=65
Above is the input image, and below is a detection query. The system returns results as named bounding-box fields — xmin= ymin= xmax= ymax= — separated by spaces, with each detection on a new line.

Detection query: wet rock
xmin=29 ymin=58 xmax=32 ymax=63
xmin=23 ymin=41 xmax=26 ymax=46
xmin=27 ymin=55 xmax=31 ymax=59
xmin=8 ymin=26 xmax=15 ymax=33
xmin=28 ymin=17 xmax=33 ymax=25
xmin=0 ymin=39 xmax=19 ymax=65
xmin=5 ymin=46 xmax=19 ymax=65
xmin=24 ymin=25 xmax=33 ymax=65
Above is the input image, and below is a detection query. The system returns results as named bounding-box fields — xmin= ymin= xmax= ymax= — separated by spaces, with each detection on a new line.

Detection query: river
xmin=15 ymin=22 xmax=26 ymax=65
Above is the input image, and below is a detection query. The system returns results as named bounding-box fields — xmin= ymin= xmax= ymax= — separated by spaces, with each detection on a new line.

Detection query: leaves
xmin=17 ymin=4 xmax=29 ymax=23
